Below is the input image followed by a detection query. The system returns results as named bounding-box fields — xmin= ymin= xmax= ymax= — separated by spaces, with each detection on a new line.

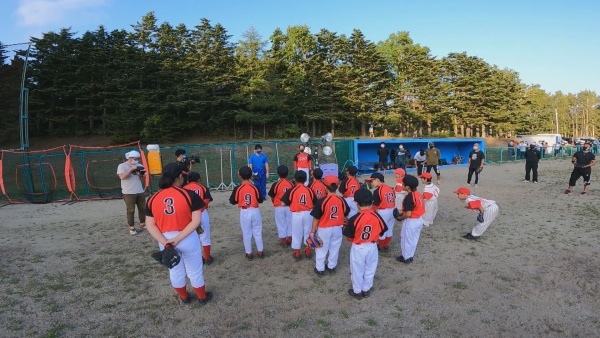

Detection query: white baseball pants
xmin=314 ymin=226 xmax=343 ymax=271
xmin=199 ymin=209 xmax=211 ymax=246
xmin=345 ymin=197 xmax=358 ymax=218
xmin=350 ymin=242 xmax=378 ymax=293
xmin=471 ymin=204 xmax=499 ymax=237
xmin=395 ymin=191 xmax=407 ymax=209
xmin=376 ymin=208 xmax=395 ymax=239
xmin=400 ymin=217 xmax=424 ymax=259
xmin=239 ymin=208 xmax=264 ymax=254
xmin=291 ymin=210 xmax=312 ymax=249
xmin=159 ymin=231 xmax=204 ymax=288
xmin=422 ymin=199 xmax=438 ymax=226
xmin=274 ymin=206 xmax=293 ymax=239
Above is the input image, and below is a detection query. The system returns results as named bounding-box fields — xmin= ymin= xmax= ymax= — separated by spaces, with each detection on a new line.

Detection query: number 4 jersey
xmin=281 ymin=184 xmax=316 ymax=212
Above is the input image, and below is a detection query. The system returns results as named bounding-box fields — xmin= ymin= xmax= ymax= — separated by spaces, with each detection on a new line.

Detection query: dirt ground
xmin=0 ymin=158 xmax=599 ymax=337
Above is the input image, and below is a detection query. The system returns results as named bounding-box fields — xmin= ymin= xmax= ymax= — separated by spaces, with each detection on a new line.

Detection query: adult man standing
xmin=377 ymin=142 xmax=388 ymax=173
xmin=413 ymin=149 xmax=427 ymax=176
xmin=523 ymin=143 xmax=541 ymax=183
xmin=174 ymin=149 xmax=192 ymax=184
xmin=294 ymin=144 xmax=312 ymax=186
xmin=395 ymin=144 xmax=409 ymax=170
xmin=117 ymin=150 xmax=146 ymax=235
xmin=248 ymin=144 xmax=269 ymax=200
xmin=467 ymin=143 xmax=484 ymax=186
xmin=425 ymin=142 xmax=441 ymax=185
xmin=565 ymin=141 xmax=596 ymax=196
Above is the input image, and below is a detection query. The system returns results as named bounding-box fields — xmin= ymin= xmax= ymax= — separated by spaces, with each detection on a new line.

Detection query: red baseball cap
xmin=418 ymin=172 xmax=432 ymax=179
xmin=323 ymin=175 xmax=339 ymax=187
xmin=453 ymin=187 xmax=471 ymax=195
xmin=393 ymin=168 xmax=405 ymax=176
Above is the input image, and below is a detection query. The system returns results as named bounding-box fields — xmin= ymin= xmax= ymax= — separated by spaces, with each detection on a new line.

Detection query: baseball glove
xmin=196 ymin=226 xmax=204 ymax=234
xmin=393 ymin=208 xmax=402 ymax=220
xmin=476 ymin=166 xmax=483 ymax=174
xmin=252 ymin=172 xmax=260 ymax=180
xmin=306 ymin=232 xmax=323 ymax=249
xmin=477 ymin=213 xmax=484 ymax=223
xmin=151 ymin=243 xmax=181 ymax=269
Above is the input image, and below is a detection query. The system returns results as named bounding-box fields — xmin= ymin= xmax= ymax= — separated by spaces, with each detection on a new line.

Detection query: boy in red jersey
xmin=309 ymin=168 xmax=327 ymax=200
xmin=393 ymin=175 xmax=425 ymax=264
xmin=145 ymin=163 xmax=212 ymax=304
xmin=339 ymin=165 xmax=360 ymax=218
xmin=229 ymin=166 xmax=265 ymax=260
xmin=309 ymin=175 xmax=350 ymax=276
xmin=343 ymin=188 xmax=388 ymax=299
xmin=281 ymin=170 xmax=317 ymax=260
xmin=183 ymin=172 xmax=215 ymax=265
xmin=267 ymin=165 xmax=294 ymax=247
xmin=365 ymin=172 xmax=396 ymax=252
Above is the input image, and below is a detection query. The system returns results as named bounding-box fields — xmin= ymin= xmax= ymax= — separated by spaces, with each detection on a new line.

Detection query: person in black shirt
xmin=523 ymin=143 xmax=541 ymax=183
xmin=467 ymin=143 xmax=484 ymax=186
xmin=377 ymin=142 xmax=389 ymax=173
xmin=565 ymin=141 xmax=596 ymax=196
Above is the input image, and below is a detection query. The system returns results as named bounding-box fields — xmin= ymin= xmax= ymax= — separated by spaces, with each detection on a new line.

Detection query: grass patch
xmin=453 ymin=282 xmax=468 ymax=289
xmin=366 ymin=318 xmax=378 ymax=326
xmin=420 ymin=319 xmax=438 ymax=331
xmin=282 ymin=318 xmax=306 ymax=332
xmin=45 ymin=323 xmax=72 ymax=338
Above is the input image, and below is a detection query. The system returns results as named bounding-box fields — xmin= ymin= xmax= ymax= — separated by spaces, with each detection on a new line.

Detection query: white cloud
xmin=17 ymin=0 xmax=106 ymax=27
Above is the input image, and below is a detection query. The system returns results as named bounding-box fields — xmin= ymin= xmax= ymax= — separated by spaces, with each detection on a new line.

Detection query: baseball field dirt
xmin=0 ymin=157 xmax=598 ymax=337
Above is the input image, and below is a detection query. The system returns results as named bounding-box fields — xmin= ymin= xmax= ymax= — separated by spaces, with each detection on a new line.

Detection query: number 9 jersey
xmin=146 ymin=186 xmax=205 ymax=232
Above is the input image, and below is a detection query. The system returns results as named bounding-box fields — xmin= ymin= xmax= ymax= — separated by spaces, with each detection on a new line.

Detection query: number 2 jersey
xmin=342 ymin=209 xmax=388 ymax=244
xmin=310 ymin=194 xmax=350 ymax=228
xmin=146 ymin=186 xmax=205 ymax=233
xmin=229 ymin=181 xmax=263 ymax=208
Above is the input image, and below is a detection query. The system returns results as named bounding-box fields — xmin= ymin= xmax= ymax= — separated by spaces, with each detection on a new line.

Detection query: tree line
xmin=0 ymin=12 xmax=598 ymax=145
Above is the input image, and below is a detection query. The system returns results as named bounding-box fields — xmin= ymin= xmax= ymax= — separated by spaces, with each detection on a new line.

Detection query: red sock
xmin=287 ymin=236 xmax=292 ymax=244
xmin=281 ymin=238 xmax=287 ymax=246
xmin=294 ymin=249 xmax=301 ymax=256
xmin=305 ymin=247 xmax=311 ymax=255
xmin=193 ymin=285 xmax=207 ymax=299
xmin=203 ymin=245 xmax=211 ymax=260
xmin=378 ymin=239 xmax=385 ymax=249
xmin=384 ymin=237 xmax=392 ymax=247
xmin=174 ymin=287 xmax=189 ymax=299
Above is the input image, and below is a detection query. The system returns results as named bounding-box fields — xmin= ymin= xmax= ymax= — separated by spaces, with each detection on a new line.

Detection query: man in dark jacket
xmin=377 ymin=142 xmax=389 ymax=173
xmin=523 ymin=143 xmax=541 ymax=183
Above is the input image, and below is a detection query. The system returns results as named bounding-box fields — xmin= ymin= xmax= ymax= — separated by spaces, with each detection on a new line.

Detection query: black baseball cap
xmin=175 ymin=149 xmax=186 ymax=156
xmin=353 ymin=188 xmax=373 ymax=204
xmin=346 ymin=166 xmax=357 ymax=175
xmin=366 ymin=172 xmax=384 ymax=182
xmin=312 ymin=168 xmax=323 ymax=179
xmin=294 ymin=170 xmax=307 ymax=183
xmin=162 ymin=163 xmax=184 ymax=179
xmin=277 ymin=165 xmax=289 ymax=177
xmin=402 ymin=175 xmax=419 ymax=190
xmin=187 ymin=172 xmax=201 ymax=182
xmin=238 ymin=166 xmax=253 ymax=179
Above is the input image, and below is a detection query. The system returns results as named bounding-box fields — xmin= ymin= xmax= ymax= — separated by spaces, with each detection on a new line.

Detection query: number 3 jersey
xmin=146 ymin=186 xmax=205 ymax=232
xmin=310 ymin=194 xmax=350 ymax=228
xmin=343 ymin=209 xmax=388 ymax=244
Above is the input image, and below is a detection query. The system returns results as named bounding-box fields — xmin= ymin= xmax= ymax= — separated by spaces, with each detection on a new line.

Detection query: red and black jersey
xmin=183 ymin=182 xmax=213 ymax=212
xmin=339 ymin=176 xmax=360 ymax=198
xmin=309 ymin=179 xmax=327 ymax=200
xmin=372 ymin=184 xmax=396 ymax=210
xmin=402 ymin=191 xmax=425 ymax=218
xmin=268 ymin=178 xmax=294 ymax=207
xmin=281 ymin=184 xmax=316 ymax=212
xmin=229 ymin=181 xmax=263 ymax=208
xmin=294 ymin=152 xmax=312 ymax=169
xmin=342 ymin=209 xmax=388 ymax=244
xmin=146 ymin=186 xmax=205 ymax=233
xmin=310 ymin=194 xmax=350 ymax=228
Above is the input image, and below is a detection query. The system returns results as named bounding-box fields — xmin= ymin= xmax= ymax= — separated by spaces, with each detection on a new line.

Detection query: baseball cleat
xmin=129 ymin=229 xmax=138 ymax=235
xmin=203 ymin=256 xmax=214 ymax=265
xmin=198 ymin=292 xmax=213 ymax=305
xmin=522 ymin=180 xmax=529 ymax=183
xmin=314 ymin=268 xmax=324 ymax=277
xmin=462 ymin=233 xmax=479 ymax=240
xmin=181 ymin=294 xmax=192 ymax=304
xmin=361 ymin=290 xmax=371 ymax=298
xmin=347 ymin=289 xmax=363 ymax=300
xmin=257 ymin=251 xmax=265 ymax=259
xmin=245 ymin=253 xmax=254 ymax=261
xmin=304 ymin=252 xmax=312 ymax=259
xmin=326 ymin=265 xmax=336 ymax=275
xmin=292 ymin=253 xmax=302 ymax=261
xmin=564 ymin=189 xmax=572 ymax=195
xmin=395 ymin=255 xmax=413 ymax=264
xmin=579 ymin=192 xmax=587 ymax=197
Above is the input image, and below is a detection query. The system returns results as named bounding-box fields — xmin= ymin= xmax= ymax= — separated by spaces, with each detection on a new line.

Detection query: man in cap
xmin=425 ymin=142 xmax=441 ymax=185
xmin=117 ymin=150 xmax=146 ymax=235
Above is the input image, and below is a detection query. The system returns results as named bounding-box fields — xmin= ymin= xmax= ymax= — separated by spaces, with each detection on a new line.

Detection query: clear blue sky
xmin=1 ymin=0 xmax=598 ymax=95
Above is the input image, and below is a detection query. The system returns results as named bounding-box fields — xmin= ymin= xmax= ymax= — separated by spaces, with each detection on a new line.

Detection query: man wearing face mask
xmin=248 ymin=144 xmax=269 ymax=199
xmin=117 ymin=150 xmax=146 ymax=235
xmin=565 ymin=141 xmax=596 ymax=196
xmin=395 ymin=144 xmax=409 ymax=170
xmin=523 ymin=143 xmax=541 ymax=183
xmin=467 ymin=143 xmax=485 ymax=186
xmin=425 ymin=142 xmax=441 ymax=185
xmin=377 ymin=142 xmax=389 ymax=173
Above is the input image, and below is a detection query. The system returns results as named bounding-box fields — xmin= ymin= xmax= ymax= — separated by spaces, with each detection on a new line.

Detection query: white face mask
xmin=130 ymin=159 xmax=139 ymax=165
xmin=473 ymin=146 xmax=479 ymax=150
xmin=399 ymin=146 xmax=404 ymax=150
xmin=380 ymin=144 xmax=385 ymax=148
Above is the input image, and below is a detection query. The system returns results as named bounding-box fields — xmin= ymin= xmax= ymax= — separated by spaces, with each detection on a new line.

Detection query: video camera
xmin=132 ymin=165 xmax=146 ymax=175
xmin=184 ymin=155 xmax=200 ymax=166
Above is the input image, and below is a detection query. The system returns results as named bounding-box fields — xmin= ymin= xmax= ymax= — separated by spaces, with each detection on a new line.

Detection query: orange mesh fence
xmin=0 ymin=146 xmax=72 ymax=203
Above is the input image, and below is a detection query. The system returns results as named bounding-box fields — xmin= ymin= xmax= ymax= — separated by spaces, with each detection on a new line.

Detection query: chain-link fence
xmin=484 ymin=144 xmax=597 ymax=163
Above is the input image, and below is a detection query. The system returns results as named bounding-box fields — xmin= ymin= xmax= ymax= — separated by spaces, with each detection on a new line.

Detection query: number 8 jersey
xmin=343 ymin=209 xmax=388 ymax=244
xmin=146 ymin=186 xmax=205 ymax=232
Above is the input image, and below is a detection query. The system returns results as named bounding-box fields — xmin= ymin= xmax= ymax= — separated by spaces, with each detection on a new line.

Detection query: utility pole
xmin=554 ymin=108 xmax=559 ymax=135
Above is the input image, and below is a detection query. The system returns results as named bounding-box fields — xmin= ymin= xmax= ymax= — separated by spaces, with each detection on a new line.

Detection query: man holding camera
xmin=175 ymin=149 xmax=197 ymax=184
xmin=117 ymin=150 xmax=146 ymax=235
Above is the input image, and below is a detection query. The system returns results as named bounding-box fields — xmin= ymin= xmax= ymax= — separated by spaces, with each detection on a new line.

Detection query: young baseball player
xmin=418 ymin=172 xmax=439 ymax=227
xmin=281 ymin=170 xmax=317 ymax=260
xmin=145 ymin=163 xmax=212 ymax=304
xmin=267 ymin=165 xmax=294 ymax=247
xmin=453 ymin=187 xmax=499 ymax=240
xmin=309 ymin=168 xmax=327 ymax=200
xmin=393 ymin=168 xmax=407 ymax=210
xmin=294 ymin=144 xmax=313 ymax=186
xmin=339 ymin=165 xmax=360 ymax=218
xmin=393 ymin=175 xmax=425 ymax=264
xmin=365 ymin=173 xmax=396 ymax=252
xmin=310 ymin=175 xmax=350 ymax=276
xmin=229 ymin=166 xmax=265 ymax=260
xmin=183 ymin=172 xmax=214 ymax=265
xmin=343 ymin=188 xmax=388 ymax=299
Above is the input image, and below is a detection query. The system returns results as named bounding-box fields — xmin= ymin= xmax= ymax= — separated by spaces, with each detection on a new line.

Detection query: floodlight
xmin=304 ymin=146 xmax=312 ymax=154
xmin=322 ymin=145 xmax=333 ymax=156
xmin=300 ymin=133 xmax=310 ymax=143
xmin=323 ymin=133 xmax=333 ymax=142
